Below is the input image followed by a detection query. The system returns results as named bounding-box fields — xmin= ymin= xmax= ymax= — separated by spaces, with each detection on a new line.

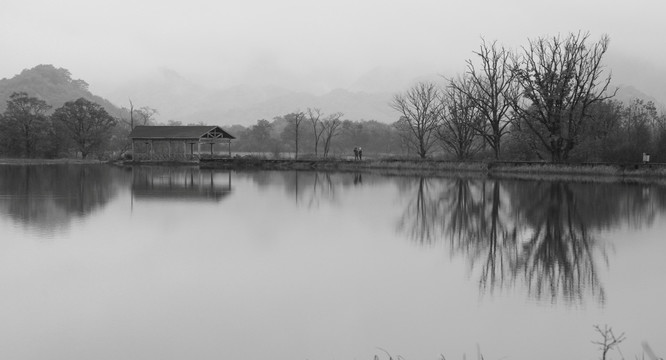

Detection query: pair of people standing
xmin=353 ymin=146 xmax=363 ymax=160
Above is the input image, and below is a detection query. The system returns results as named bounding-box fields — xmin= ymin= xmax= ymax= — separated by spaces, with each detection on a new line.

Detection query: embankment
xmin=197 ymin=158 xmax=666 ymax=179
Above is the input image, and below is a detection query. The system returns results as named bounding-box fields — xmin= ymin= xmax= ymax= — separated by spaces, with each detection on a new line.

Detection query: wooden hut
xmin=129 ymin=125 xmax=235 ymax=161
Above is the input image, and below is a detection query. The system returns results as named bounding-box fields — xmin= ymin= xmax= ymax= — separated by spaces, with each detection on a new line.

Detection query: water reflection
xmin=397 ymin=177 xmax=666 ymax=305
xmin=4 ymin=164 xmax=665 ymax=307
xmin=131 ymin=166 xmax=232 ymax=202
xmin=507 ymin=181 xmax=608 ymax=304
xmin=236 ymin=171 xmax=384 ymax=208
xmin=0 ymin=164 xmax=127 ymax=233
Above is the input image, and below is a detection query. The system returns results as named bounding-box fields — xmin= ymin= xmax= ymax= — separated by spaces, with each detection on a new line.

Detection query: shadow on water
xmin=0 ymin=164 xmax=128 ymax=233
xmin=130 ymin=166 xmax=233 ymax=202
xmin=396 ymin=176 xmax=666 ymax=305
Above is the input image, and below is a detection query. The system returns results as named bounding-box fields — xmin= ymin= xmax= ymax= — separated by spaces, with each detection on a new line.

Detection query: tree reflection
xmin=0 ymin=164 xmax=127 ymax=233
xmin=237 ymin=171 xmax=389 ymax=209
xmin=397 ymin=178 xmax=519 ymax=293
xmin=449 ymin=180 xmax=519 ymax=297
xmin=396 ymin=177 xmax=447 ymax=244
xmin=508 ymin=181 xmax=607 ymax=304
xmin=397 ymin=176 xmax=666 ymax=305
xmin=272 ymin=171 xmax=340 ymax=208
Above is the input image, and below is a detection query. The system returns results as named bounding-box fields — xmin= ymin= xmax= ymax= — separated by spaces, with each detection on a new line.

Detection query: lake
xmin=0 ymin=164 xmax=664 ymax=360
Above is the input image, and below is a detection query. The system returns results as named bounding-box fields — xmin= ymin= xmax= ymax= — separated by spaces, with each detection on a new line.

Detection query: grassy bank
xmin=197 ymin=157 xmax=666 ymax=179
xmin=0 ymin=158 xmax=104 ymax=165
xmin=18 ymin=156 xmax=664 ymax=182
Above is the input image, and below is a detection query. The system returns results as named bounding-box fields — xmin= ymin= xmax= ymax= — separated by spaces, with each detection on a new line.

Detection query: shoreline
xmin=4 ymin=157 xmax=666 ymax=183
xmin=0 ymin=158 xmax=105 ymax=165
xmin=196 ymin=157 xmax=666 ymax=176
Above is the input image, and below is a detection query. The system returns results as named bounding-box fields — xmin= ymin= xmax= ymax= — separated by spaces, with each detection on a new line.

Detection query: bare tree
xmin=129 ymin=99 xmax=135 ymax=129
xmin=118 ymin=99 xmax=135 ymax=130
xmin=135 ymin=106 xmax=158 ymax=126
xmin=307 ymin=107 xmax=325 ymax=157
xmin=283 ymin=111 xmax=306 ymax=159
xmin=512 ymin=32 xmax=616 ymax=162
xmin=321 ymin=112 xmax=343 ymax=158
xmin=449 ymin=39 xmax=520 ymax=159
xmin=592 ymin=325 xmax=625 ymax=360
xmin=438 ymin=81 xmax=484 ymax=160
xmin=391 ymin=82 xmax=444 ymax=159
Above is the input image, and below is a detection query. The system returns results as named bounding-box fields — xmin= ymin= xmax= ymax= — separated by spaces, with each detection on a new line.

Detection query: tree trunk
xmin=494 ymin=138 xmax=501 ymax=160
xmin=419 ymin=145 xmax=427 ymax=159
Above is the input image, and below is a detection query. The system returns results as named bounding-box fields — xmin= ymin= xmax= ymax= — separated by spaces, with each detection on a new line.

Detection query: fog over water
xmin=0 ymin=165 xmax=665 ymax=360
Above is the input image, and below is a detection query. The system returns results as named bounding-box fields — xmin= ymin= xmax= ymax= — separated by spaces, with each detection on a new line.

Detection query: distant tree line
xmin=226 ymin=109 xmax=404 ymax=159
xmin=392 ymin=32 xmax=666 ymax=163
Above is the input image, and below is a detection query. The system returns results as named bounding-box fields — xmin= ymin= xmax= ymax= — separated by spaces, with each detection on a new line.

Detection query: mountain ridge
xmin=0 ymin=65 xmax=124 ymax=117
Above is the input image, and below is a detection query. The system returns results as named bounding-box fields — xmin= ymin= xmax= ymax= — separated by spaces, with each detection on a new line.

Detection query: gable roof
xmin=129 ymin=126 xmax=235 ymax=140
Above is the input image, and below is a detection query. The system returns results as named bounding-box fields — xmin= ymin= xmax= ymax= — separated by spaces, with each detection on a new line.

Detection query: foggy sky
xmin=1 ymin=0 xmax=664 ymax=95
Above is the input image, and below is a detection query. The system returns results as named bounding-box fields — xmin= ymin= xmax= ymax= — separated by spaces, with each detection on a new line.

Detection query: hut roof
xmin=129 ymin=126 xmax=235 ymax=140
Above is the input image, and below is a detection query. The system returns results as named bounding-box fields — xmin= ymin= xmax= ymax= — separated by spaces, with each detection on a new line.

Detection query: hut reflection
xmin=131 ymin=166 xmax=232 ymax=202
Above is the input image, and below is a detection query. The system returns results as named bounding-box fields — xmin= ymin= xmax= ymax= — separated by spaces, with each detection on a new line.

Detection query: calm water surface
xmin=0 ymin=164 xmax=665 ymax=360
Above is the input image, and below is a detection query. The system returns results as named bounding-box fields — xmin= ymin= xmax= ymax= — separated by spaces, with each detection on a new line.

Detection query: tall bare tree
xmin=512 ymin=32 xmax=616 ymax=162
xmin=284 ymin=111 xmax=305 ymax=159
xmin=438 ymin=82 xmax=484 ymax=160
xmin=129 ymin=99 xmax=135 ymax=129
xmin=321 ymin=112 xmax=343 ymax=158
xmin=391 ymin=82 xmax=444 ymax=159
xmin=449 ymin=39 xmax=520 ymax=159
xmin=307 ymin=107 xmax=325 ymax=157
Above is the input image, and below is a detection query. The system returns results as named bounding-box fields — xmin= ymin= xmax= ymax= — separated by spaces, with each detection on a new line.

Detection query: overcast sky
xmin=1 ymin=0 xmax=665 ymax=94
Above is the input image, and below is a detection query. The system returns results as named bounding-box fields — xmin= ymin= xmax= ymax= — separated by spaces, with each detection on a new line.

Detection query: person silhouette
xmin=353 ymin=147 xmax=359 ymax=160
xmin=358 ymin=147 xmax=363 ymax=160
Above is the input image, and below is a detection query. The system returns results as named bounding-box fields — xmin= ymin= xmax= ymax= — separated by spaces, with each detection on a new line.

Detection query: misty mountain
xmin=349 ymin=67 xmax=446 ymax=93
xmin=105 ymin=69 xmax=401 ymax=126
xmin=3 ymin=64 xmax=664 ymax=130
xmin=605 ymin=52 xmax=666 ymax=110
xmin=106 ymin=69 xmax=296 ymax=125
xmin=0 ymin=65 xmax=123 ymax=117
xmin=215 ymin=88 xmax=399 ymax=125
xmin=613 ymin=84 xmax=665 ymax=108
